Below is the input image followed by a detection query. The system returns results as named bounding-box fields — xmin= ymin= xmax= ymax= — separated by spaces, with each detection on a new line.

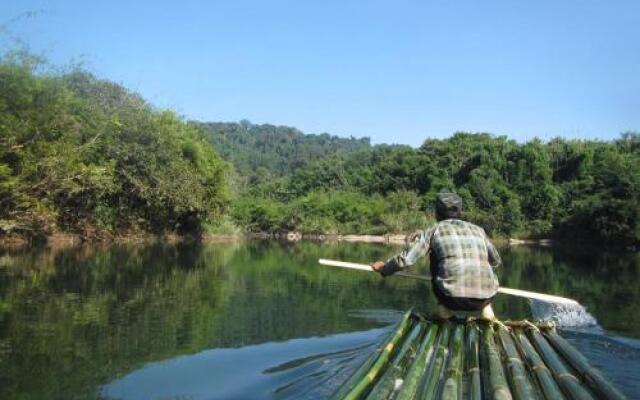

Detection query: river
xmin=0 ymin=240 xmax=638 ymax=399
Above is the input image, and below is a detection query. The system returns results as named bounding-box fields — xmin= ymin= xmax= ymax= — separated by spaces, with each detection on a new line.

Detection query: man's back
xmin=429 ymin=219 xmax=500 ymax=299
xmin=373 ymin=192 xmax=500 ymax=314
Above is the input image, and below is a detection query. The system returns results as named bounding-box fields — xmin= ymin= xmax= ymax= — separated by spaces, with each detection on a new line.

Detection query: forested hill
xmin=193 ymin=121 xmax=371 ymax=181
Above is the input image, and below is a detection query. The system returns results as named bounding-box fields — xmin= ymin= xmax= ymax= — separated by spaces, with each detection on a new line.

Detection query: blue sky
xmin=1 ymin=1 xmax=639 ymax=146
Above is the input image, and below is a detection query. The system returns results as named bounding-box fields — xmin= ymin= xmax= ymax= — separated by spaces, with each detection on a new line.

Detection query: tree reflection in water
xmin=0 ymin=241 xmax=638 ymax=399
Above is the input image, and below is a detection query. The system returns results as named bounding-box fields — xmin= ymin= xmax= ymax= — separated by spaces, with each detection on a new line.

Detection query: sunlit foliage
xmin=0 ymin=51 xmax=229 ymax=237
xmin=230 ymin=131 xmax=639 ymax=244
xmin=0 ymin=50 xmax=637 ymax=245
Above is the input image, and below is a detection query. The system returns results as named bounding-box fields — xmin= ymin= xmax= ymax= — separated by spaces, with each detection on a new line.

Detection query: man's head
xmin=435 ymin=192 xmax=463 ymax=221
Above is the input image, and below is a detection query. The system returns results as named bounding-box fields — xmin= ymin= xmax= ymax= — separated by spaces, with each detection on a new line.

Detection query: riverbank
xmin=1 ymin=230 xmax=557 ymax=250
xmin=247 ymin=232 xmax=409 ymax=244
xmin=0 ymin=232 xmax=245 ymax=250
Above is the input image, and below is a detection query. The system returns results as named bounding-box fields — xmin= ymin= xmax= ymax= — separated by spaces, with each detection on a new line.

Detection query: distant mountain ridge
xmin=193 ymin=120 xmax=371 ymax=180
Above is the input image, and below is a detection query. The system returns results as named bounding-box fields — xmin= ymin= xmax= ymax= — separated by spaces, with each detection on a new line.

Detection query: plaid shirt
xmin=381 ymin=219 xmax=501 ymax=299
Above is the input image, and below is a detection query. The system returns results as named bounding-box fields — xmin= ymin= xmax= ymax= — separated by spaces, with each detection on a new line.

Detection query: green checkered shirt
xmin=382 ymin=219 xmax=501 ymax=299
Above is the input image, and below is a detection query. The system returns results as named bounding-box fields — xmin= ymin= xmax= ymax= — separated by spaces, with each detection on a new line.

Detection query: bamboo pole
xmin=365 ymin=322 xmax=425 ymax=399
xmin=513 ymin=329 xmax=565 ymax=400
xmin=331 ymin=341 xmax=385 ymax=400
xmin=318 ymin=259 xmax=579 ymax=305
xmin=481 ymin=324 xmax=513 ymax=400
xmin=440 ymin=324 xmax=465 ymax=400
xmin=395 ymin=323 xmax=440 ymax=400
xmin=527 ymin=328 xmax=596 ymax=400
xmin=465 ymin=323 xmax=482 ymax=400
xmin=543 ymin=331 xmax=626 ymax=400
xmin=502 ymin=320 xmax=556 ymax=330
xmin=332 ymin=314 xmax=625 ymax=400
xmin=337 ymin=311 xmax=413 ymax=400
xmin=497 ymin=327 xmax=538 ymax=399
xmin=417 ymin=322 xmax=452 ymax=400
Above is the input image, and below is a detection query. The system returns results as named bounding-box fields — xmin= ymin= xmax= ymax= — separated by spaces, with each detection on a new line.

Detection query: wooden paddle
xmin=318 ymin=259 xmax=579 ymax=306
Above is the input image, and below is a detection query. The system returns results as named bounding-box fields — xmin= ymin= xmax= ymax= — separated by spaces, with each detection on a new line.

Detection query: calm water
xmin=0 ymin=240 xmax=638 ymax=399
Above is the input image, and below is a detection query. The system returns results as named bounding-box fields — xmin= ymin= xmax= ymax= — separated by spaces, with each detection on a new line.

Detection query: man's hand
xmin=371 ymin=261 xmax=385 ymax=272
xmin=407 ymin=229 xmax=422 ymax=244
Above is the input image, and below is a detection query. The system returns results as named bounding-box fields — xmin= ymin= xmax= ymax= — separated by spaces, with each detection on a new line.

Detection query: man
xmin=371 ymin=192 xmax=500 ymax=320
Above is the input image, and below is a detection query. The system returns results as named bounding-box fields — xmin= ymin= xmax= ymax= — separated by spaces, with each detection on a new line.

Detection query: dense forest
xmin=0 ymin=51 xmax=229 ymax=238
xmin=193 ymin=121 xmax=371 ymax=188
xmin=227 ymin=132 xmax=640 ymax=245
xmin=1 ymin=51 xmax=638 ymax=245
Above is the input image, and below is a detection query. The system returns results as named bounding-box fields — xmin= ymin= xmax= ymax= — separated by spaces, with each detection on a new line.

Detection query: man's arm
xmin=371 ymin=228 xmax=433 ymax=276
xmin=486 ymin=238 xmax=501 ymax=269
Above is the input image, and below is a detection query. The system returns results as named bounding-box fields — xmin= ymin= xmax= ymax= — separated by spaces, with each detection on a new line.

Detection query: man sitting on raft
xmin=371 ymin=192 xmax=500 ymax=320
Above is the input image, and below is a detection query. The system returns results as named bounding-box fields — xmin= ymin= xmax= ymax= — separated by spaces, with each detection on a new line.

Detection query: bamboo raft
xmin=332 ymin=311 xmax=627 ymax=400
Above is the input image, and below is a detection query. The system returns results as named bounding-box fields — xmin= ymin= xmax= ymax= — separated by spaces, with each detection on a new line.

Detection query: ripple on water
xmin=101 ymin=325 xmax=392 ymax=400
xmin=562 ymin=329 xmax=640 ymax=399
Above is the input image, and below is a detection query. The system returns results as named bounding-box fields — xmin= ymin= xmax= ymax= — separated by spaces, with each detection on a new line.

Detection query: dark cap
xmin=435 ymin=192 xmax=463 ymax=219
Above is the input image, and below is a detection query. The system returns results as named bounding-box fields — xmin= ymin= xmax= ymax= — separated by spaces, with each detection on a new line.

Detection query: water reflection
xmin=0 ymin=240 xmax=638 ymax=399
xmin=103 ymin=327 xmax=388 ymax=400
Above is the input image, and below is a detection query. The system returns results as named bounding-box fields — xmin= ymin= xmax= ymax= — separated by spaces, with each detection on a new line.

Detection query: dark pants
xmin=429 ymin=256 xmax=494 ymax=311
xmin=432 ymin=282 xmax=494 ymax=311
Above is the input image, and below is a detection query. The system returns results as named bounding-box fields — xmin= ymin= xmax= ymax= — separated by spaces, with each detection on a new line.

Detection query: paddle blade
xmin=497 ymin=287 xmax=578 ymax=306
